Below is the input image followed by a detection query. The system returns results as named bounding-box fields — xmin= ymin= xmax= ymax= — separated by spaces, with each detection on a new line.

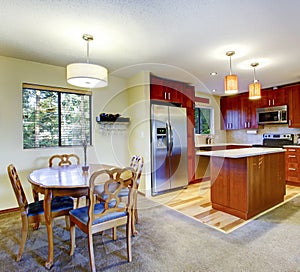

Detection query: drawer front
xmin=286 ymin=153 xmax=298 ymax=163
xmin=285 ymin=148 xmax=300 ymax=155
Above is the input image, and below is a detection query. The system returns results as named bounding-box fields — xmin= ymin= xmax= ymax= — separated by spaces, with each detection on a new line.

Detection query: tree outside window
xmin=194 ymin=107 xmax=213 ymax=135
xmin=22 ymin=84 xmax=91 ymax=149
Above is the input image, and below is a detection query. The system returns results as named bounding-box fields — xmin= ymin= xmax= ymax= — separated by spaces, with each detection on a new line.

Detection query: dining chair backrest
xmin=49 ymin=154 xmax=80 ymax=167
xmin=88 ymin=167 xmax=137 ymax=227
xmin=129 ymin=155 xmax=144 ymax=188
xmin=7 ymin=164 xmax=28 ymax=212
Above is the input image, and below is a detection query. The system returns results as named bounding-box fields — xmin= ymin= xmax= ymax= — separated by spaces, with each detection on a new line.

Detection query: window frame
xmin=22 ymin=83 xmax=92 ymax=149
xmin=194 ymin=105 xmax=214 ymax=135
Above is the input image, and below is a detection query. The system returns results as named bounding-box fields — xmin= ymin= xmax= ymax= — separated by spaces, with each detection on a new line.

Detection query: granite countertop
xmin=195 ymin=143 xmax=253 ymax=148
xmin=196 ymin=147 xmax=285 ymax=158
xmin=283 ymin=145 xmax=300 ymax=148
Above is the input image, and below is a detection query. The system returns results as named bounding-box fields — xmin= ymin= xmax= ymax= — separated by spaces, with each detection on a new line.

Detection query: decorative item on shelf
xmin=96 ymin=113 xmax=130 ymax=123
xmin=81 ymin=138 xmax=89 ymax=173
xmin=224 ymin=51 xmax=238 ymax=95
xmin=96 ymin=113 xmax=130 ymax=135
xmin=249 ymin=62 xmax=261 ymax=100
xmin=66 ymin=34 xmax=108 ymax=89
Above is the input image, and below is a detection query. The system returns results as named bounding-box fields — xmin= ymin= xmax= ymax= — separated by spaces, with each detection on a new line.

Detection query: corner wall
xmin=0 ymin=56 xmax=129 ymax=210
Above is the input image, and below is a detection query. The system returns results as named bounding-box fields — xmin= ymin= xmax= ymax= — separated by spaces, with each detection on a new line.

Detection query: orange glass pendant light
xmin=249 ymin=62 xmax=261 ymax=100
xmin=224 ymin=51 xmax=238 ymax=95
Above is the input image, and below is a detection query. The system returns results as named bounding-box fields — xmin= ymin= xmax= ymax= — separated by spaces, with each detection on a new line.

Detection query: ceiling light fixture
xmin=66 ymin=34 xmax=108 ymax=88
xmin=224 ymin=51 xmax=238 ymax=95
xmin=249 ymin=62 xmax=261 ymax=100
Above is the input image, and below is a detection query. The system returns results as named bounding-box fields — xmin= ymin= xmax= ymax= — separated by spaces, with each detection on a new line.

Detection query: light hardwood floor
xmin=150 ymin=182 xmax=300 ymax=233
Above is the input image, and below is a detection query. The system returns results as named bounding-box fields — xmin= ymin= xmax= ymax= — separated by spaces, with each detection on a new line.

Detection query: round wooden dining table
xmin=28 ymin=163 xmax=113 ymax=269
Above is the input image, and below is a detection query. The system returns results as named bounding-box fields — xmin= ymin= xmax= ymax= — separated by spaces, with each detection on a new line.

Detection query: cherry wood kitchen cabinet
xmin=240 ymin=93 xmax=259 ymax=129
xmin=285 ymin=147 xmax=300 ymax=184
xmin=150 ymin=74 xmax=182 ymax=103
xmin=258 ymin=87 xmax=288 ymax=108
xmin=210 ymin=152 xmax=285 ymax=219
xmin=220 ymin=95 xmax=241 ymax=130
xmin=286 ymin=84 xmax=300 ymax=128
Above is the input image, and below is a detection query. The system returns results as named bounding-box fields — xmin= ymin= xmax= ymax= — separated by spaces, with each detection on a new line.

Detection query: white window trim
xmin=195 ymin=104 xmax=215 ymax=135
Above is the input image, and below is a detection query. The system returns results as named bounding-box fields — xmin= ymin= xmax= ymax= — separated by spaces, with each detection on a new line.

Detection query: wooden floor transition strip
xmin=150 ymin=181 xmax=300 ymax=234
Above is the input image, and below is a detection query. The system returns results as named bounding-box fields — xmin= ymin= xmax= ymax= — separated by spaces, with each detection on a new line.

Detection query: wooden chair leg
xmin=69 ymin=222 xmax=76 ymax=256
xmin=17 ymin=215 xmax=29 ymax=261
xmin=126 ymin=214 xmax=132 ymax=262
xmin=134 ymin=196 xmax=139 ymax=224
xmin=112 ymin=226 xmax=117 ymax=240
xmin=65 ymin=215 xmax=70 ymax=230
xmin=75 ymin=197 xmax=80 ymax=208
xmin=87 ymin=232 xmax=96 ymax=272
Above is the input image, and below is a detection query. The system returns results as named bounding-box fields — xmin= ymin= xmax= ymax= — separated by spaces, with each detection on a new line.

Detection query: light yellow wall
xmin=0 ymin=56 xmax=129 ymax=210
xmin=126 ymin=71 xmax=152 ymax=196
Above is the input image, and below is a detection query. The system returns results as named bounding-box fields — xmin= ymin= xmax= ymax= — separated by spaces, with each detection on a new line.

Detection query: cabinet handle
xmin=244 ymin=122 xmax=247 ymax=128
xmin=289 ymin=155 xmax=296 ymax=158
xmin=289 ymin=149 xmax=296 ymax=152
xmin=168 ymin=92 xmax=170 ymax=100
xmin=248 ymin=122 xmax=250 ymax=128
xmin=289 ymin=120 xmax=292 ymax=126
xmin=288 ymin=168 xmax=296 ymax=171
xmin=268 ymin=100 xmax=271 ymax=106
xmin=272 ymin=99 xmax=275 ymax=105
xmin=164 ymin=92 xmax=167 ymax=100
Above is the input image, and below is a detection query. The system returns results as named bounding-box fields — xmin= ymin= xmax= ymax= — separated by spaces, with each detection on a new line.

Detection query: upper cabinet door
xmin=240 ymin=93 xmax=259 ymax=129
xmin=220 ymin=95 xmax=240 ymax=130
xmin=287 ymin=84 xmax=300 ymax=128
xmin=258 ymin=88 xmax=288 ymax=108
xmin=150 ymin=74 xmax=185 ymax=104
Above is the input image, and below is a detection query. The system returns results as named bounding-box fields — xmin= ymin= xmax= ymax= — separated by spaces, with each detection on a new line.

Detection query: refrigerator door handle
xmin=169 ymin=122 xmax=174 ymax=156
xmin=166 ymin=121 xmax=171 ymax=156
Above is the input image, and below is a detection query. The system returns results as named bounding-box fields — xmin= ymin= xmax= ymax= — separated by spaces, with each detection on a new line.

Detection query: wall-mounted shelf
xmin=96 ymin=116 xmax=130 ymax=135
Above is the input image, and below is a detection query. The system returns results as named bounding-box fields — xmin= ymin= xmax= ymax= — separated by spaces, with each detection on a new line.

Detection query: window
xmin=22 ymin=83 xmax=92 ymax=149
xmin=194 ymin=106 xmax=214 ymax=134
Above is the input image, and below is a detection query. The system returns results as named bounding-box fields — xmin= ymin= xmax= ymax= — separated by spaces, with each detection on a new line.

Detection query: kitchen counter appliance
xmin=151 ymin=102 xmax=188 ymax=195
xmin=256 ymin=105 xmax=288 ymax=124
xmin=253 ymin=133 xmax=294 ymax=148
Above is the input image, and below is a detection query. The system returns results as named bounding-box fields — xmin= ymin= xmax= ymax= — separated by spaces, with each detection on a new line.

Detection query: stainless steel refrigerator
xmin=151 ymin=102 xmax=188 ymax=195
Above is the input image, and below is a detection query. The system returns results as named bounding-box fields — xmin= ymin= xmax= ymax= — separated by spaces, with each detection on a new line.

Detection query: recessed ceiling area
xmin=1 ymin=0 xmax=300 ymax=95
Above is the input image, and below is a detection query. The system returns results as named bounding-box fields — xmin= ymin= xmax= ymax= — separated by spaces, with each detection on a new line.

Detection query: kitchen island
xmin=199 ymin=148 xmax=286 ymax=219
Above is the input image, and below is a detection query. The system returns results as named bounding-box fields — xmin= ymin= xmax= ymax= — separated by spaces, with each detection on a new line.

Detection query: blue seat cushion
xmin=118 ymin=187 xmax=129 ymax=198
xmin=70 ymin=202 xmax=127 ymax=225
xmin=28 ymin=196 xmax=74 ymax=217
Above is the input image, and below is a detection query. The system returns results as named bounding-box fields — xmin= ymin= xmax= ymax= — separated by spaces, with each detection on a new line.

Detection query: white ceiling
xmin=1 ymin=0 xmax=300 ymax=95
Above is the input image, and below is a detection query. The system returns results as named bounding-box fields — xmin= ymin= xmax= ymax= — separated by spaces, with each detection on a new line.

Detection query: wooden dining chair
xmin=48 ymin=153 xmax=80 ymax=167
xmin=7 ymin=164 xmax=74 ymax=261
xmin=69 ymin=167 xmax=137 ymax=272
xmin=119 ymin=155 xmax=144 ymax=224
xmin=96 ymin=155 xmax=144 ymax=235
xmin=49 ymin=153 xmax=83 ymax=208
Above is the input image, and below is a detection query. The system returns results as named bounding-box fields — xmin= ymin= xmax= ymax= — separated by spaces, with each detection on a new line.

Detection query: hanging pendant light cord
xmin=86 ymin=39 xmax=90 ymax=64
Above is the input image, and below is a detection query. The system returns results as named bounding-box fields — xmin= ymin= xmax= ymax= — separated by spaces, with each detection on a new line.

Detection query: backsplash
xmin=226 ymin=125 xmax=300 ymax=145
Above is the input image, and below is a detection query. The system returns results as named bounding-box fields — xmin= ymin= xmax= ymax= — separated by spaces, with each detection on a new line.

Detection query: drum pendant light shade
xmin=249 ymin=82 xmax=261 ymax=100
xmin=66 ymin=34 xmax=108 ymax=89
xmin=224 ymin=51 xmax=238 ymax=95
xmin=67 ymin=63 xmax=108 ymax=88
xmin=224 ymin=74 xmax=238 ymax=95
xmin=249 ymin=62 xmax=261 ymax=100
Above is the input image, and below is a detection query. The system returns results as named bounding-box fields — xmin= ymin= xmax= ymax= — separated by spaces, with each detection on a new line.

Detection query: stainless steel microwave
xmin=256 ymin=105 xmax=288 ymax=124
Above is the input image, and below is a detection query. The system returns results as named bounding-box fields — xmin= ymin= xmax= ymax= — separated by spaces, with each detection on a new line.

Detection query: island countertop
xmin=196 ymin=147 xmax=285 ymax=158
xmin=195 ymin=143 xmax=252 ymax=148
